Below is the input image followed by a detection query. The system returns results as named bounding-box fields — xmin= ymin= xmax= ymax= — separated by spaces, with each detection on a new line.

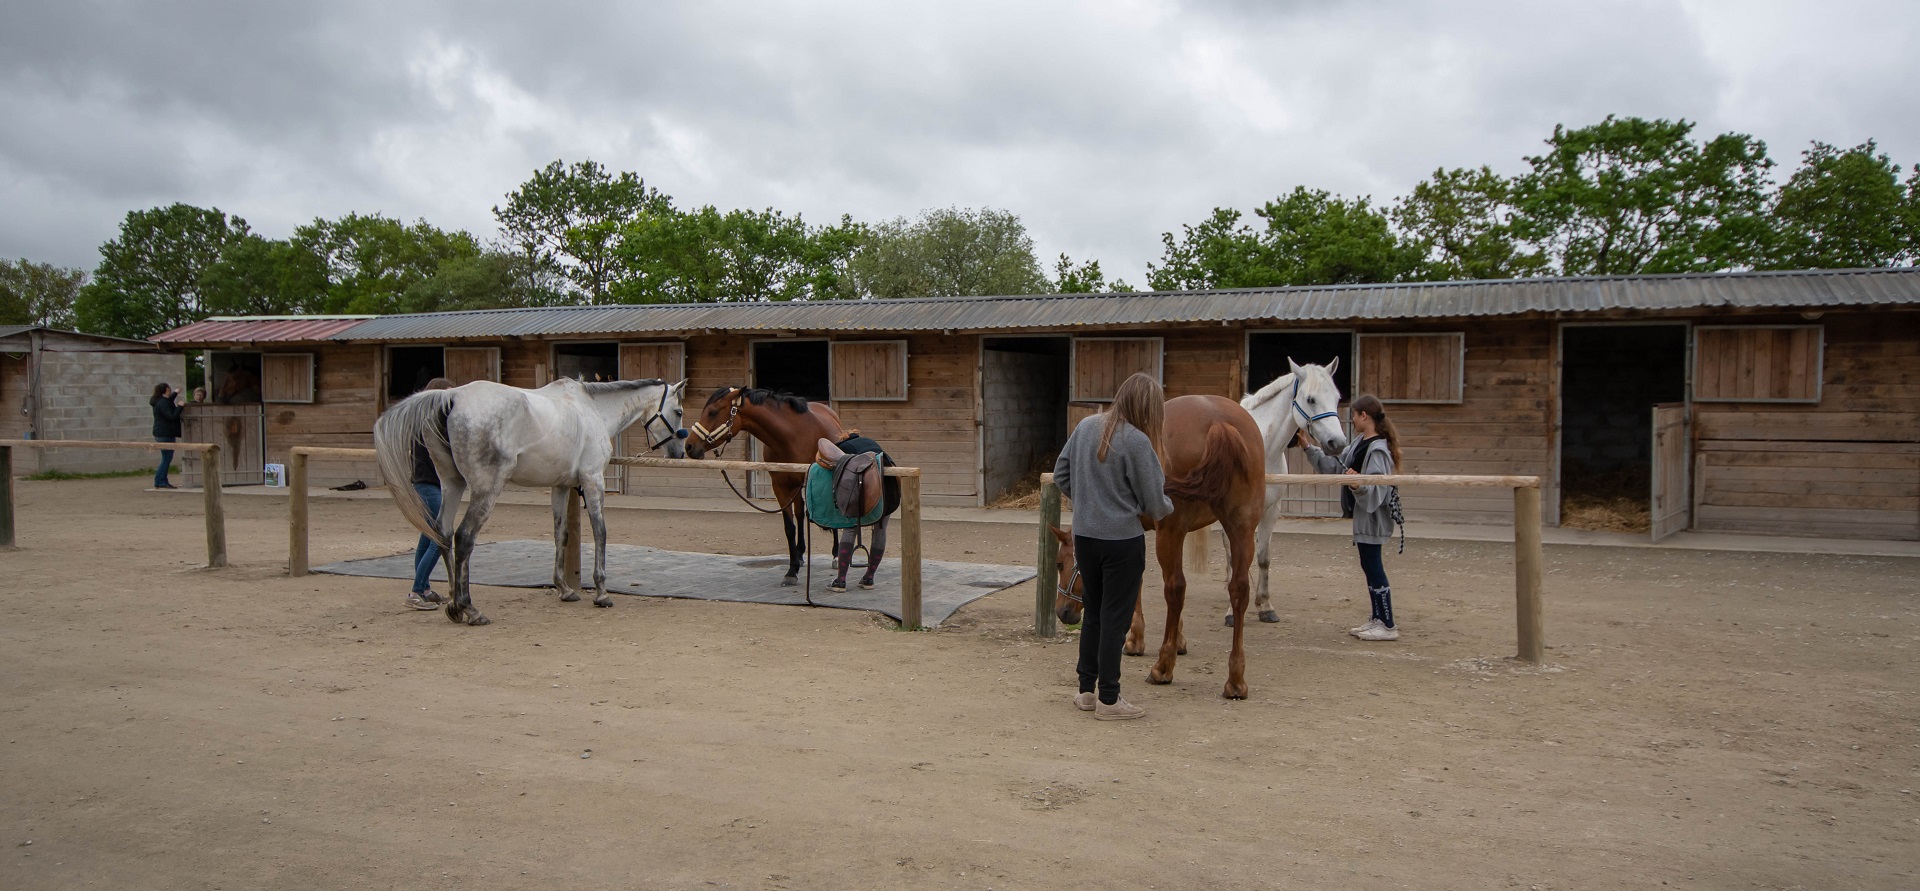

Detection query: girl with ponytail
xmin=1296 ymin=393 xmax=1406 ymax=641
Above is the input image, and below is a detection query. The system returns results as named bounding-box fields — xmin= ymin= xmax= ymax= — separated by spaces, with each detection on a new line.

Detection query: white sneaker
xmin=1355 ymin=624 xmax=1400 ymax=641
xmin=1349 ymin=617 xmax=1384 ymax=636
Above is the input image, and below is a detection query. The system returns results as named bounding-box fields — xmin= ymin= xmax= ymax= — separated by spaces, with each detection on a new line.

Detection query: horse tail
xmin=1184 ymin=527 xmax=1211 ymax=577
xmin=1164 ymin=421 xmax=1256 ymax=506
xmin=374 ymin=389 xmax=455 ymax=548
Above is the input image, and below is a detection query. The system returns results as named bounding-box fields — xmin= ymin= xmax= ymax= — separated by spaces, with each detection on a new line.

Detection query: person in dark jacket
xmin=826 ymin=429 xmax=900 ymax=594
xmin=1052 ymin=372 xmax=1176 ymax=721
xmin=1298 ymin=393 xmax=1405 ymax=641
xmin=405 ymin=378 xmax=455 ymax=611
xmin=149 ymin=382 xmax=184 ymax=489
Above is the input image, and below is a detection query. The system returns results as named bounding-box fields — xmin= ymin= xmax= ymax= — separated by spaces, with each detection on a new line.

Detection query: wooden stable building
xmin=152 ymin=268 xmax=1920 ymax=541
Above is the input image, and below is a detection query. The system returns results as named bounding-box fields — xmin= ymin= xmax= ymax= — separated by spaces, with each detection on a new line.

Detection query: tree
xmin=293 ymin=213 xmax=482 ymax=314
xmin=493 ymin=160 xmax=671 ymax=303
xmin=199 ymin=234 xmax=329 ymax=317
xmin=1052 ymin=253 xmax=1133 ymax=293
xmin=1148 ymin=190 xmax=1423 ymax=290
xmin=0 ymin=259 xmax=87 ymax=328
xmin=1511 ymin=116 xmax=1775 ymax=275
xmin=849 ymin=207 xmax=1051 ymax=298
xmin=401 ymin=252 xmax=559 ymax=313
xmin=611 ymin=207 xmax=866 ymax=303
xmin=1393 ymin=166 xmax=1548 ymax=280
xmin=74 ymin=203 xmax=248 ymax=339
xmin=1767 ymin=140 xmax=1915 ymax=269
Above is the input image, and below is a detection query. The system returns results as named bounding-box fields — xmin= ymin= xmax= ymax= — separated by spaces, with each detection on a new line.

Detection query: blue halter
xmin=1290 ymin=376 xmax=1339 ymax=428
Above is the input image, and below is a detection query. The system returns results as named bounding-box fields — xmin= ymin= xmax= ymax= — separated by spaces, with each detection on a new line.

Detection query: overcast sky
xmin=3 ymin=1 xmax=1916 ymax=287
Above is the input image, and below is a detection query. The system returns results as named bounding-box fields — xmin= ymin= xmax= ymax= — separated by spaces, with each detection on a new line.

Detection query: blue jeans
xmin=154 ymin=436 xmax=176 ymax=487
xmin=412 ymin=483 xmax=444 ymax=593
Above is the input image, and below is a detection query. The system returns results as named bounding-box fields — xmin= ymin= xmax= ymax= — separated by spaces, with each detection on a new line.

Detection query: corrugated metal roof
xmin=0 ymin=325 xmax=166 ymax=347
xmin=153 ymin=316 xmax=375 ymax=345
xmin=324 ymin=268 xmax=1920 ymax=342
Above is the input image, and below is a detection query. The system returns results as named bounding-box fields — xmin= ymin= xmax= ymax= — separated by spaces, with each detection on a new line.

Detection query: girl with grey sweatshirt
xmin=1298 ymin=393 xmax=1405 ymax=641
xmin=1053 ymin=373 xmax=1176 ymax=720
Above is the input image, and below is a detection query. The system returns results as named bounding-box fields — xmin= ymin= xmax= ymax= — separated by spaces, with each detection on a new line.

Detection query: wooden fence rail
xmin=0 ymin=439 xmax=227 ymax=567
xmin=287 ymin=448 xmax=926 ymax=630
xmin=1034 ymin=471 xmax=1546 ymax=662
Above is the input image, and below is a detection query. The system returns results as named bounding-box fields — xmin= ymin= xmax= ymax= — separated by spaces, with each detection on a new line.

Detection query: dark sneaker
xmin=859 ymin=577 xmax=876 ymax=590
xmin=827 ymin=579 xmax=847 ymax=593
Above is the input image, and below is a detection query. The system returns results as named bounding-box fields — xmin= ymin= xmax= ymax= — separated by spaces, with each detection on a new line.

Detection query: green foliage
xmin=401 ymin=252 xmax=561 ymax=313
xmin=1394 ymin=167 xmax=1548 ymax=280
xmin=1052 ymin=253 xmax=1132 ymax=293
xmin=0 ymin=258 xmax=87 ymax=328
xmin=24 ymin=467 xmax=156 ymax=481
xmin=1767 ymin=141 xmax=1915 ymax=269
xmin=493 ymin=160 xmax=671 ymax=303
xmin=293 ymin=213 xmax=482 ymax=314
xmin=612 ymin=207 xmax=866 ymax=303
xmin=1149 ymin=190 xmax=1422 ymax=290
xmin=75 ymin=203 xmax=248 ymax=339
xmin=199 ymin=234 xmax=329 ymax=316
xmin=1510 ymin=116 xmax=1775 ymax=275
xmin=850 ymin=207 xmax=1051 ymax=298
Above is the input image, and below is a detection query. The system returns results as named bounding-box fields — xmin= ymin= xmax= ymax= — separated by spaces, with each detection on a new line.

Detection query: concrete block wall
xmin=36 ymin=350 xmax=187 ymax=474
xmin=982 ymin=349 xmax=1066 ymax=501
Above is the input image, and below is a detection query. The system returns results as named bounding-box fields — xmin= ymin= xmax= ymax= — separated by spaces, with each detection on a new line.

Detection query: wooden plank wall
xmin=262 ymin=345 xmax=381 ymax=488
xmin=1368 ymin=320 xmax=1552 ymax=525
xmin=1692 ymin=313 xmax=1920 ymax=539
xmin=834 ymin=333 xmax=977 ymax=505
xmin=1068 ymin=327 xmax=1241 ymax=432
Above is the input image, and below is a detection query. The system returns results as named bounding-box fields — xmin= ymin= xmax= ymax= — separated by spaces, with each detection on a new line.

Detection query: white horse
xmin=1232 ymin=359 xmax=1350 ymax=626
xmin=374 ymin=378 xmax=689 ymax=626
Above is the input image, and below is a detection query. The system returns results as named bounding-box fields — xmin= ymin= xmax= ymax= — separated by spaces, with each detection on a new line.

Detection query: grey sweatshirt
xmin=1302 ymin=437 xmax=1396 ymax=545
xmin=1053 ymin=414 xmax=1176 ymax=541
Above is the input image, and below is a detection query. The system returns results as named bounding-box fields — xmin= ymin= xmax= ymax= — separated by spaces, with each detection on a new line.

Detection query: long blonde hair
xmin=1098 ymin=372 xmax=1165 ymax=462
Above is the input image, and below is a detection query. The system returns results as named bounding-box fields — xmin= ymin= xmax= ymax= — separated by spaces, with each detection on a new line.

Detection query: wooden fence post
xmin=1034 ymin=473 xmax=1060 ymax=638
xmin=1 ymin=445 xmax=14 ymax=549
xmin=1514 ymin=485 xmax=1544 ymax=662
xmin=203 ymin=444 xmax=228 ymax=568
xmin=898 ymin=471 xmax=923 ymax=631
xmin=289 ymin=450 xmax=309 ymax=576
xmin=564 ymin=486 xmax=582 ymax=586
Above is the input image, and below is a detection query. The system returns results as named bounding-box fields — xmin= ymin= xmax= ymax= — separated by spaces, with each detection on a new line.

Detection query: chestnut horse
xmin=1051 ymin=394 xmax=1267 ymax=699
xmin=684 ymin=387 xmax=848 ymax=585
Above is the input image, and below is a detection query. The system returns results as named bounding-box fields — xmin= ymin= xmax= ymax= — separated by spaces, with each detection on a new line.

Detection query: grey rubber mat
xmin=313 ymin=540 xmax=1033 ymax=627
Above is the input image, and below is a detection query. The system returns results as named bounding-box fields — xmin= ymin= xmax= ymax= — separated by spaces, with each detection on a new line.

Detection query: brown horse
xmin=684 ymin=387 xmax=847 ymax=585
xmin=1051 ymin=394 xmax=1267 ymax=699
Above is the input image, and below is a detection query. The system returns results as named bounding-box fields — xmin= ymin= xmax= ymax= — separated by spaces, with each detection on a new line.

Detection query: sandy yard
xmin=1 ymin=477 xmax=1916 ymax=890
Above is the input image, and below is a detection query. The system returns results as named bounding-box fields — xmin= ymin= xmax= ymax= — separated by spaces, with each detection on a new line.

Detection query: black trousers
xmin=1074 ymin=534 xmax=1146 ymax=706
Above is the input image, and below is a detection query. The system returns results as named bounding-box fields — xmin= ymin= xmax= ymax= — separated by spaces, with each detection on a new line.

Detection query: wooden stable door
xmin=1651 ymin=403 xmax=1690 ymax=541
xmin=612 ymin=343 xmax=686 ymax=493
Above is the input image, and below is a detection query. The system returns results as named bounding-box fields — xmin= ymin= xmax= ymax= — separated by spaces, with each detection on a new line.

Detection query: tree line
xmin=3 ymin=115 xmax=1916 ymax=340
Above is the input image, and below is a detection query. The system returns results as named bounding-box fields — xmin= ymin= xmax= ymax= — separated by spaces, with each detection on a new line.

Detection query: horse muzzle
xmin=1056 ymin=604 xmax=1082 ymax=627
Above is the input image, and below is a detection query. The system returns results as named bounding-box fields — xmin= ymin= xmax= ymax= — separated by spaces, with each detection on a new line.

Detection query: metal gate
xmin=1651 ymin=403 xmax=1690 ymax=541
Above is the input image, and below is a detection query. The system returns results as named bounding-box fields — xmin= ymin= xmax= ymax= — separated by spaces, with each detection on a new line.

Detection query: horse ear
xmin=1050 ymin=525 xmax=1071 ymax=543
xmin=1325 ymin=356 xmax=1339 ymax=376
xmin=1287 ymin=357 xmax=1302 ymax=376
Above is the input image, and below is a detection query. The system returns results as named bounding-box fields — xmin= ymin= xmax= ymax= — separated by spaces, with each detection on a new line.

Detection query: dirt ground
xmin=3 ymin=478 xmax=1917 ymax=890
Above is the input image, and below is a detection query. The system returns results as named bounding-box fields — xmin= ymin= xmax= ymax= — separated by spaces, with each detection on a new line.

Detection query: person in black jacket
xmin=149 ymin=382 xmax=184 ymax=489
xmin=405 ymin=378 xmax=455 ymax=611
xmin=827 ymin=429 xmax=899 ymax=594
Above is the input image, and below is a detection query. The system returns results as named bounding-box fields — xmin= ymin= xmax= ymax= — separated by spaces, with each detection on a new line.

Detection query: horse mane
xmin=710 ymin=386 xmax=810 ymax=414
xmin=1164 ymin=421 xmax=1257 ymax=505
xmin=583 ymin=379 xmax=662 ymax=395
xmin=1241 ymin=371 xmax=1298 ymax=409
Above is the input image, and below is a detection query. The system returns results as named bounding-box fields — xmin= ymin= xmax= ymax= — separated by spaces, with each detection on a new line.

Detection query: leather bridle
xmin=689 ymin=389 xmax=745 ymax=453
xmin=1291 ymin=376 xmax=1339 ymax=429
xmin=637 ymin=383 xmax=690 ymax=451
xmin=1056 ymin=564 xmax=1083 ymax=608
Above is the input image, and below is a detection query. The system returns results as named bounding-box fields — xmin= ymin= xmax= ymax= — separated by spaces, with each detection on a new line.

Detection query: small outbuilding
xmin=1 ymin=325 xmax=186 ymax=475
xmin=153 ymin=268 xmax=1920 ymax=541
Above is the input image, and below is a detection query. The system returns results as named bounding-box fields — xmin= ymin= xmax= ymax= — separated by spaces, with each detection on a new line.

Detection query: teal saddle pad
xmin=805 ymin=461 xmax=884 ymax=529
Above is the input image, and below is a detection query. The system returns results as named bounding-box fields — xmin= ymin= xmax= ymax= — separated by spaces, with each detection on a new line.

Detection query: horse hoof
xmin=781 ymin=576 xmax=799 ymax=588
xmin=593 ymin=597 xmax=613 ymax=608
xmin=1147 ymin=669 xmax=1173 ymax=685
xmin=1259 ymin=609 xmax=1282 ymax=624
xmin=559 ymin=591 xmax=581 ymax=602
xmin=1123 ymin=646 xmax=1145 ymax=657
xmin=1178 ymin=647 xmax=1188 ymax=656
xmin=1222 ymin=683 xmax=1248 ymax=700
xmin=1223 ymin=613 xmax=1235 ymax=627
xmin=465 ymin=613 xmax=491 ymax=626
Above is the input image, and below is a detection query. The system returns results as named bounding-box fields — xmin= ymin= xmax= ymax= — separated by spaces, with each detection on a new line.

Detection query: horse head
xmin=686 ymin=386 xmax=745 ymax=458
xmin=1049 ymin=525 xmax=1085 ymax=627
xmin=1288 ymin=357 xmax=1349 ymax=453
xmin=643 ymin=380 xmax=690 ymax=459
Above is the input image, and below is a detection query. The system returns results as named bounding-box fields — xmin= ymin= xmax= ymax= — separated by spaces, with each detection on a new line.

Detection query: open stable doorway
xmin=1246 ymin=330 xmax=1353 ymax=398
xmin=1557 ymin=324 xmax=1687 ymax=533
xmin=980 ymin=336 xmax=1070 ymax=505
xmin=752 ymin=340 xmax=831 ymax=402
xmin=553 ymin=342 xmax=620 ymax=382
xmin=385 ymin=346 xmax=445 ymax=401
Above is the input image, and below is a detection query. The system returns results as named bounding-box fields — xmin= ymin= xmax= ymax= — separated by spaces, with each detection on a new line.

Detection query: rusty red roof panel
xmin=152 ymin=317 xmax=375 ymax=345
